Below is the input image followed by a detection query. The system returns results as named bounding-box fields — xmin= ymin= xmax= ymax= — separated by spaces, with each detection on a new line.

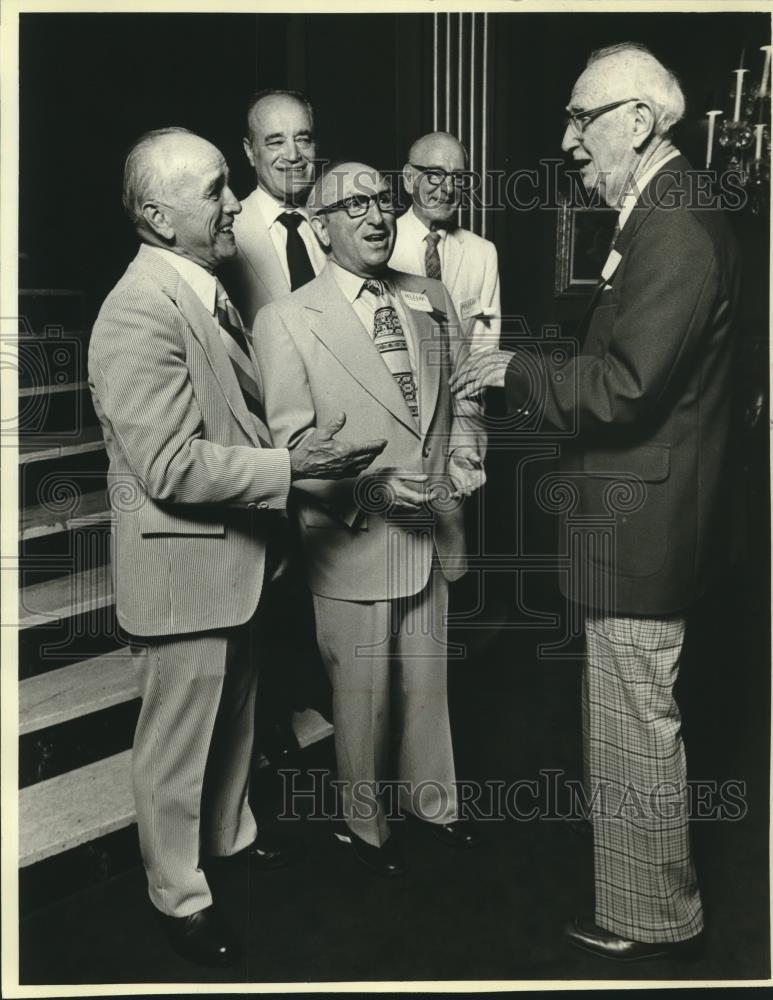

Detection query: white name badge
xmin=601 ymin=249 xmax=622 ymax=283
xmin=401 ymin=290 xmax=433 ymax=312
xmin=459 ymin=295 xmax=483 ymax=320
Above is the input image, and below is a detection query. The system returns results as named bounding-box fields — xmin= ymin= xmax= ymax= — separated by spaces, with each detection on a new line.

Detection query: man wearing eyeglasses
xmin=390 ymin=131 xmax=501 ymax=356
xmin=252 ymin=162 xmax=487 ymax=877
xmin=452 ymin=43 xmax=739 ymax=960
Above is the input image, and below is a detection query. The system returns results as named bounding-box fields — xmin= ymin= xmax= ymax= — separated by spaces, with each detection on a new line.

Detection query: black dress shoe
xmin=413 ymin=816 xmax=481 ymax=849
xmin=564 ymin=916 xmax=703 ymax=962
xmin=160 ymin=905 xmax=241 ymax=968
xmin=334 ymin=829 xmax=406 ymax=877
xmin=247 ymin=831 xmax=304 ymax=870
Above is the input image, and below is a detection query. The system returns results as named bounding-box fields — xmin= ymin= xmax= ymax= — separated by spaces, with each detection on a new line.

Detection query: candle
xmin=733 ymin=68 xmax=749 ymax=121
xmin=754 ymin=123 xmax=765 ymax=160
xmin=706 ymin=110 xmax=723 ymax=168
xmin=760 ymin=44 xmax=772 ymax=97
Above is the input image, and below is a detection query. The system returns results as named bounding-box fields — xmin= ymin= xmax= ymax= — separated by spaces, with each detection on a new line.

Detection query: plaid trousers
xmin=582 ymin=614 xmax=704 ymax=943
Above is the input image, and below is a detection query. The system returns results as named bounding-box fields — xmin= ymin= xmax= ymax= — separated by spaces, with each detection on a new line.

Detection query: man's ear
xmin=310 ymin=214 xmax=330 ymax=249
xmin=141 ymin=201 xmax=174 ymax=241
xmin=242 ymin=136 xmax=256 ymax=169
xmin=632 ymin=101 xmax=656 ymax=149
xmin=402 ymin=162 xmax=415 ymax=196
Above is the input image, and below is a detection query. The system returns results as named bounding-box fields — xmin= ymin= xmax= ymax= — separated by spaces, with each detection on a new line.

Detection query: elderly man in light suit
xmin=88 ymin=129 xmax=384 ymax=967
xmin=252 ymin=162 xmax=487 ymax=877
xmin=390 ymin=131 xmax=501 ymax=355
xmin=453 ymin=44 xmax=739 ymax=961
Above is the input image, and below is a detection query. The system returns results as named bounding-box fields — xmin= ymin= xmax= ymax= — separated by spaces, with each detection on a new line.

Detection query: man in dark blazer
xmin=452 ymin=43 xmax=740 ymax=960
xmin=88 ymin=128 xmax=384 ymax=967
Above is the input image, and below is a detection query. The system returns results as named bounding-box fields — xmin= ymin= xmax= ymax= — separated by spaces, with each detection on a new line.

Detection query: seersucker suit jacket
xmin=88 ymin=244 xmax=290 ymax=637
xmin=252 ymin=263 xmax=487 ymax=602
xmin=390 ymin=210 xmax=501 ymax=354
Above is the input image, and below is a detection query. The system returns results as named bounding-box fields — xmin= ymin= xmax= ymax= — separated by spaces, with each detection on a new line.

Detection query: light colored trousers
xmin=313 ymin=566 xmax=460 ymax=848
xmin=583 ymin=613 xmax=703 ymax=943
xmin=131 ymin=617 xmax=260 ymax=917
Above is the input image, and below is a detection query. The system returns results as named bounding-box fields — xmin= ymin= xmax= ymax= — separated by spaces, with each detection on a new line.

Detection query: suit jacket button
xmin=258 ymin=501 xmax=269 ymax=510
xmin=423 ymin=445 xmax=431 ymax=457
xmin=247 ymin=502 xmax=258 ymax=509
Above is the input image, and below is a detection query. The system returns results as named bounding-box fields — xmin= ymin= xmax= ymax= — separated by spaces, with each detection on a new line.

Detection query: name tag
xmin=601 ymin=249 xmax=622 ymax=283
xmin=401 ymin=290 xmax=433 ymax=312
xmin=459 ymin=295 xmax=483 ymax=320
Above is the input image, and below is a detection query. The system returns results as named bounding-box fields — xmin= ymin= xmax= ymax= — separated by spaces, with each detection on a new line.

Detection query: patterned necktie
xmin=215 ymin=279 xmax=271 ymax=446
xmin=277 ymin=212 xmax=315 ymax=290
xmin=424 ymin=231 xmax=442 ymax=280
xmin=363 ymin=279 xmax=419 ymax=423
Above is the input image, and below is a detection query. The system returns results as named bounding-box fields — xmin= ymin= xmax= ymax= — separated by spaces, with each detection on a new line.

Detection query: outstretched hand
xmin=289 ymin=412 xmax=387 ymax=481
xmin=449 ymin=349 xmax=515 ymax=400
xmin=448 ymin=448 xmax=486 ymax=496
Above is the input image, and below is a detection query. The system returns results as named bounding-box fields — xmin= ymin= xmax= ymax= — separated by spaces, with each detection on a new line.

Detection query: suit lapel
xmin=235 ymin=193 xmax=291 ymax=302
xmin=303 ymin=267 xmax=421 ymax=437
xmin=442 ymin=229 xmax=465 ymax=295
xmin=134 ymin=247 xmax=260 ymax=443
xmin=391 ymin=272 xmax=443 ymax=438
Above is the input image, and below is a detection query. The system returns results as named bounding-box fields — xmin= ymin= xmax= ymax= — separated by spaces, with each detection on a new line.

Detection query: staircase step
xmin=19 ymin=426 xmax=104 ymax=463
xmin=18 ymin=710 xmax=334 ymax=867
xmin=19 ymin=751 xmax=134 ymax=867
xmin=21 ymin=489 xmax=109 ymax=540
xmin=20 ymin=649 xmax=136 ymax=735
xmin=19 ymin=564 xmax=113 ymax=629
xmin=18 ymin=379 xmax=88 ymax=399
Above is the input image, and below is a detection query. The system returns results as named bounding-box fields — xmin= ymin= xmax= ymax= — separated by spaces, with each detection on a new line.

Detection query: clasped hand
xmin=289 ymin=412 xmax=386 ymax=480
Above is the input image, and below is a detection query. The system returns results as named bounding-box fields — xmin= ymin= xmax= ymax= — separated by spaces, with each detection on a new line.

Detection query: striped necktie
xmin=215 ymin=279 xmax=272 ymax=446
xmin=363 ymin=278 xmax=419 ymax=423
xmin=424 ymin=231 xmax=442 ymax=280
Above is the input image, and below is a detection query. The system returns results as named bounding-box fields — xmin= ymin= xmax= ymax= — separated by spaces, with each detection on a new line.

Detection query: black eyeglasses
xmin=564 ymin=98 xmax=641 ymax=136
xmin=316 ymin=192 xmax=397 ymax=219
xmin=409 ymin=163 xmax=475 ymax=190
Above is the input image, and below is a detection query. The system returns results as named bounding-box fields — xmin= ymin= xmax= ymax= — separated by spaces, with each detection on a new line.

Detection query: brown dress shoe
xmin=564 ymin=916 xmax=703 ymax=962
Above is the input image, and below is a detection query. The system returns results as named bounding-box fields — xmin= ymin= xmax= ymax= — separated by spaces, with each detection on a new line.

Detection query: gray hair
xmin=587 ymin=42 xmax=686 ymax=136
xmin=122 ymin=126 xmax=193 ymax=226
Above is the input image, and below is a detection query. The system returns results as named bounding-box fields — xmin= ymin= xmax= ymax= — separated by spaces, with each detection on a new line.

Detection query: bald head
xmin=122 ymin=127 xmax=241 ymax=270
xmin=403 ymin=131 xmax=467 ymax=229
xmin=308 ymin=162 xmax=395 ymax=277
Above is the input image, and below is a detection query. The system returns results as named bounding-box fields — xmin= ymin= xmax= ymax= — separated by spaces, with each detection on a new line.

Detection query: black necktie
xmin=278 ymin=212 xmax=315 ymax=290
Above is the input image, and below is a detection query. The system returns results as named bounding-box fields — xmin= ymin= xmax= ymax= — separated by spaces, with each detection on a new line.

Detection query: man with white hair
xmin=88 ymin=128 xmax=385 ymax=966
xmin=390 ymin=131 xmax=501 ymax=355
xmin=452 ymin=43 xmax=740 ymax=959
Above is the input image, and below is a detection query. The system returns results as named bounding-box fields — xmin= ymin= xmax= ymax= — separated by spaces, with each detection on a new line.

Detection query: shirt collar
xmin=149 ymin=246 xmax=218 ymax=314
xmin=330 ymin=260 xmax=391 ymax=302
xmin=254 ymin=184 xmax=311 ymax=229
xmin=403 ymin=205 xmax=447 ymax=242
xmin=617 ymin=148 xmax=681 ymax=230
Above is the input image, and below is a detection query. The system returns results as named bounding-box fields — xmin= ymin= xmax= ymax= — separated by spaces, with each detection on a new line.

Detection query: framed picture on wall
xmin=554 ymin=197 xmax=618 ymax=296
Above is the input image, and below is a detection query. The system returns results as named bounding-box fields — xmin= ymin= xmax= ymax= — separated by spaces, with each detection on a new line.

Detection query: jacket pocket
xmin=138 ymin=503 xmax=225 ymax=537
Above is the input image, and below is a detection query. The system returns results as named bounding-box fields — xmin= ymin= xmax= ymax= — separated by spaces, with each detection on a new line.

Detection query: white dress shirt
xmin=254 ymin=185 xmax=327 ymax=284
xmin=396 ymin=206 xmax=450 ymax=277
xmin=150 ymin=246 xmax=219 ymax=315
xmin=618 ymin=148 xmax=681 ymax=230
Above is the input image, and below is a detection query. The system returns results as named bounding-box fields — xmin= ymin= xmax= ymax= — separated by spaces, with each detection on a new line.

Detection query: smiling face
xmin=244 ymin=94 xmax=316 ymax=205
xmin=561 ymin=60 xmax=641 ymax=208
xmin=310 ymin=164 xmax=395 ymax=277
xmin=143 ymin=134 xmax=241 ymax=271
xmin=403 ymin=133 xmax=466 ymax=228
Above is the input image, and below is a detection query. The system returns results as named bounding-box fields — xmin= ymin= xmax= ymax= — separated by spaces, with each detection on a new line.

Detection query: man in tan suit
xmin=88 ymin=129 xmax=384 ymax=966
xmin=253 ymin=163 xmax=487 ymax=876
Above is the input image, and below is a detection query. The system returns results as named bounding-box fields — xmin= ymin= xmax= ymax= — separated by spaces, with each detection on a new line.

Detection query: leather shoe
xmin=564 ymin=916 xmax=702 ymax=962
xmin=247 ymin=831 xmax=304 ymax=870
xmin=335 ymin=828 xmax=406 ymax=877
xmin=160 ymin=905 xmax=241 ymax=967
xmin=413 ymin=816 xmax=481 ymax=849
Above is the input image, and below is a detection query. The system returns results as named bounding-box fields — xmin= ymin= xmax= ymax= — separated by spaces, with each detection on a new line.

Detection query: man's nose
xmin=225 ymin=186 xmax=241 ymax=214
xmin=561 ymin=124 xmax=579 ymax=154
xmin=284 ymin=140 xmax=301 ymax=162
xmin=365 ymin=200 xmax=384 ymax=224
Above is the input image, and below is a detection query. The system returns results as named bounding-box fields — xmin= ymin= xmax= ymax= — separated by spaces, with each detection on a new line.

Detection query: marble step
xmin=19 ymin=564 xmax=113 ymax=629
xmin=19 ymin=709 xmax=334 ymax=867
xmin=20 ymin=649 xmax=136 ymax=735
xmin=21 ymin=488 xmax=109 ymax=540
